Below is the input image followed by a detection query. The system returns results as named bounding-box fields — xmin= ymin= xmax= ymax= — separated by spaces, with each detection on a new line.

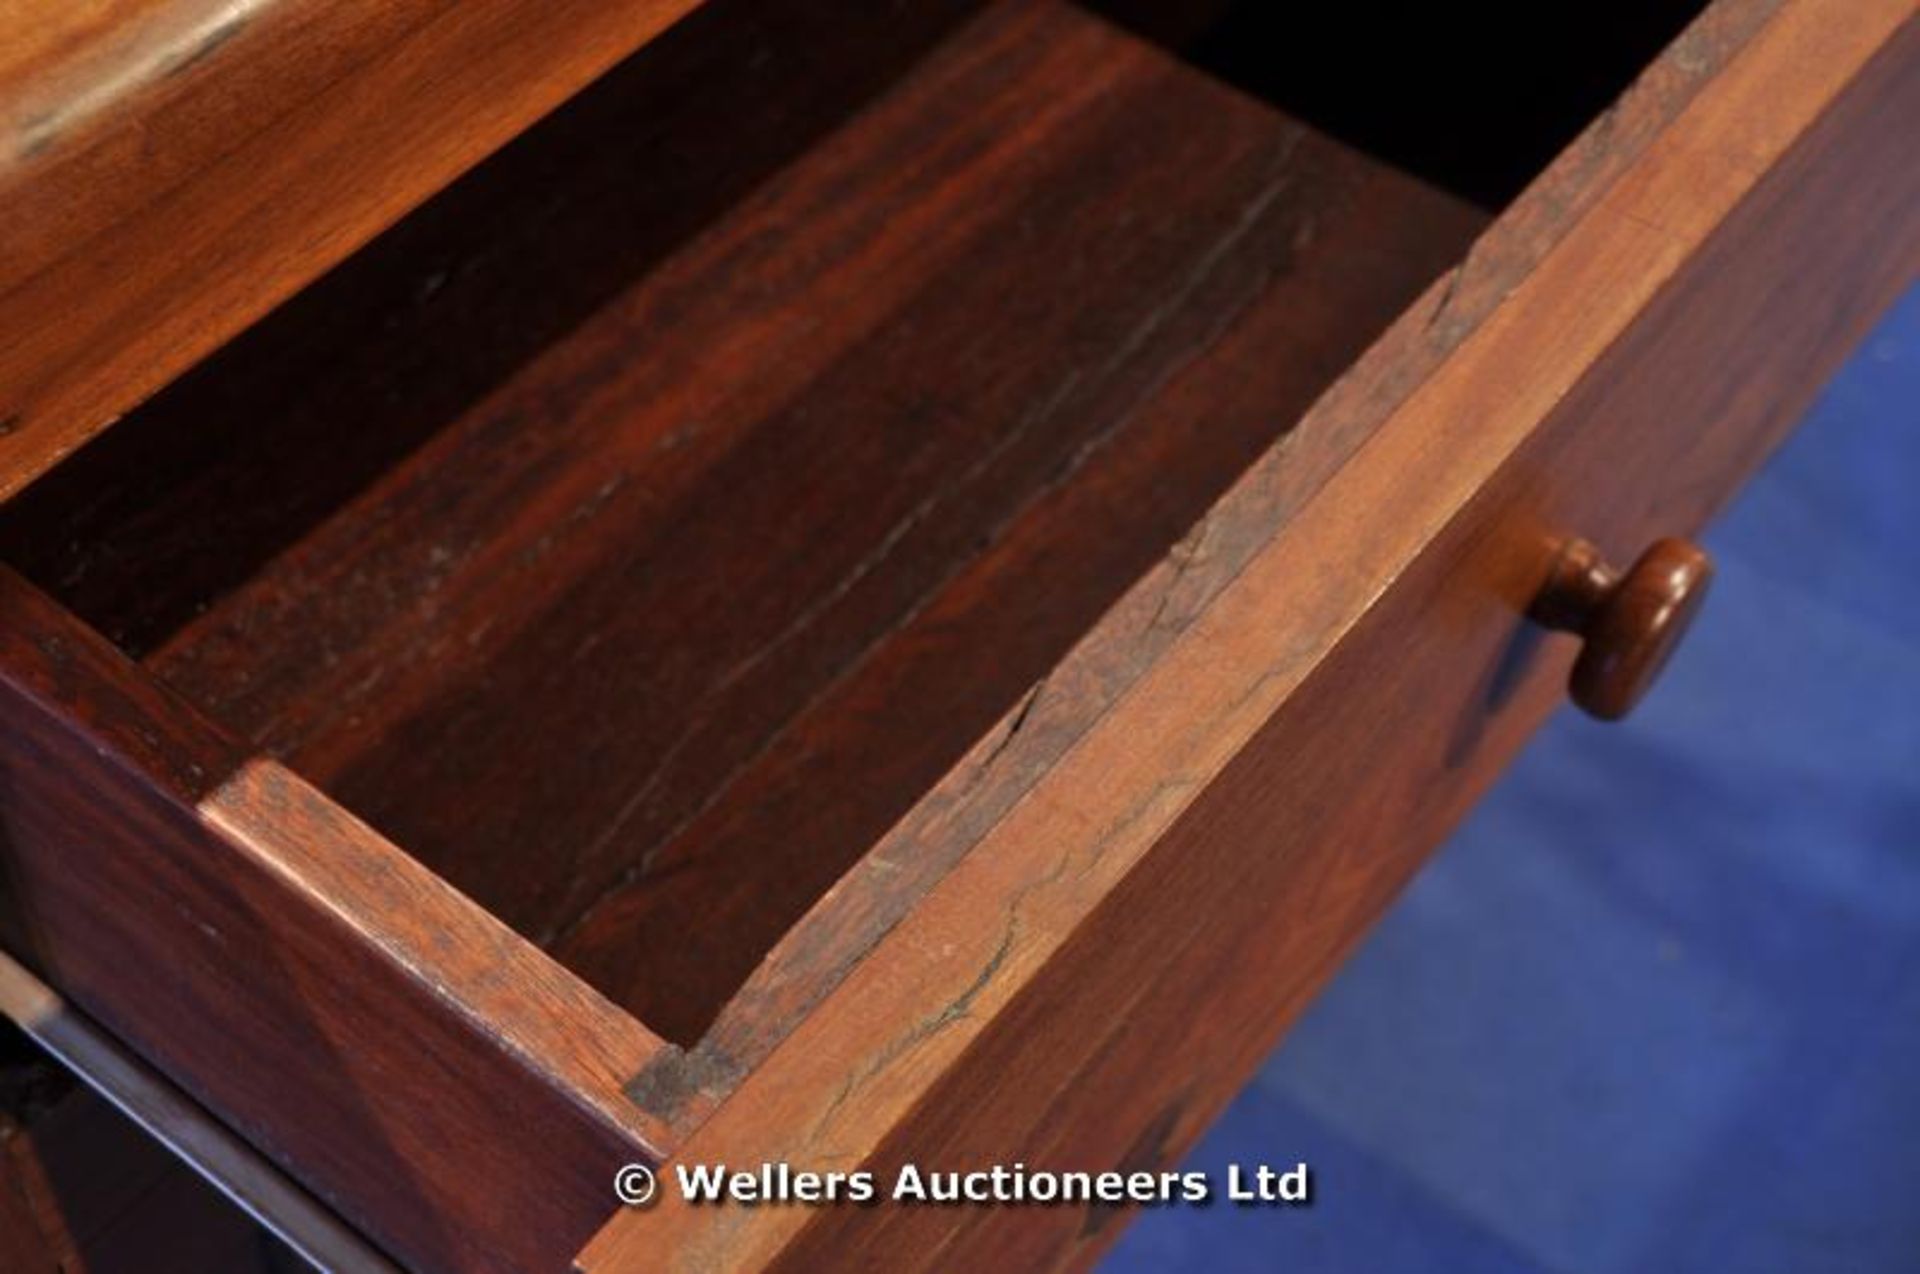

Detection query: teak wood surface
xmin=0 ymin=0 xmax=1910 ymax=1269
xmin=582 ymin=0 xmax=1919 ymax=1269
xmin=631 ymin=0 xmax=1786 ymax=1123
xmin=27 ymin=0 xmax=1481 ymax=1050
xmin=0 ymin=0 xmax=704 ymax=500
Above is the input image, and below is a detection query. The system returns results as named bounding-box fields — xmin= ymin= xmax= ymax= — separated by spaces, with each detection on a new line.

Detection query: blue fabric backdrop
xmin=1102 ymin=285 xmax=1920 ymax=1274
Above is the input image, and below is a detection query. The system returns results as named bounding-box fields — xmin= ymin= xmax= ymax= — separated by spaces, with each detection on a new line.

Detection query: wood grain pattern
xmin=580 ymin=1 xmax=1918 ymax=1268
xmin=635 ymin=0 xmax=1786 ymax=1118
xmin=3 ymin=1 xmax=1899 ymax=1267
xmin=526 ymin=8 xmax=1481 ymax=1042
xmin=0 ymin=0 xmax=987 ymax=660
xmin=16 ymin=0 xmax=1482 ymax=1045
xmin=0 ymin=0 xmax=1785 ymax=1133
xmin=0 ymin=0 xmax=705 ymax=499
xmin=0 ymin=569 xmax=671 ymax=1272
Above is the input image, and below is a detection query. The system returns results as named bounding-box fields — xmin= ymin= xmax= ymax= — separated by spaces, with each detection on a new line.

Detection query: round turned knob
xmin=1528 ymin=537 xmax=1713 ymax=721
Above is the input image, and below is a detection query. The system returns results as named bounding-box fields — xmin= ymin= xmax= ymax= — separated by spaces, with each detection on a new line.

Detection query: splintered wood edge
xmin=583 ymin=0 xmax=1911 ymax=1268
xmin=638 ymin=0 xmax=1789 ymax=1118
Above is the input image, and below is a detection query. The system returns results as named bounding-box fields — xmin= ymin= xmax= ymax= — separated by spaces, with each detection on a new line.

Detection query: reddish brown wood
xmin=525 ymin=8 xmax=1484 ymax=1042
xmin=10 ymin=0 xmax=1483 ymax=1046
xmin=1530 ymin=536 xmax=1714 ymax=719
xmin=581 ymin=2 xmax=1918 ymax=1268
xmin=0 ymin=1 xmax=1903 ymax=1269
xmin=0 ymin=0 xmax=988 ymax=660
xmin=635 ymin=0 xmax=1787 ymax=1121
xmin=0 ymin=0 xmax=706 ymax=499
xmin=0 ymin=570 xmax=669 ymax=1272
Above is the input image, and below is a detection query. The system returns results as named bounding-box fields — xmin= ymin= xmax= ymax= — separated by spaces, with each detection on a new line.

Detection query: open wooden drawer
xmin=0 ymin=0 xmax=1913 ymax=1269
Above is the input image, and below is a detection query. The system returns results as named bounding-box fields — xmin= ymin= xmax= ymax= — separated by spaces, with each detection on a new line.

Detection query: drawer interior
xmin=0 ymin=0 xmax=1701 ymax=1049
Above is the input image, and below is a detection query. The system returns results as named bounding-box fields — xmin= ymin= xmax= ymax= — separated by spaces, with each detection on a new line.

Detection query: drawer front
xmin=584 ymin=6 xmax=1918 ymax=1271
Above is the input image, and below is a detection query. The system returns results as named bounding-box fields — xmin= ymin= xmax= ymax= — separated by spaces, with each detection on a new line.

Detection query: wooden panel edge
xmin=580 ymin=0 xmax=1915 ymax=1268
xmin=200 ymin=760 xmax=678 ymax=1158
xmin=745 ymin=13 xmax=1920 ymax=1266
xmin=0 ymin=567 xmax=665 ymax=1269
xmin=0 ymin=0 xmax=705 ymax=498
xmin=649 ymin=0 xmax=1786 ymax=1123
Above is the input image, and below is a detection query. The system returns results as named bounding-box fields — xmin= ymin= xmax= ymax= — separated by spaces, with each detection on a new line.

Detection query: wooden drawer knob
xmin=1528 ymin=537 xmax=1713 ymax=721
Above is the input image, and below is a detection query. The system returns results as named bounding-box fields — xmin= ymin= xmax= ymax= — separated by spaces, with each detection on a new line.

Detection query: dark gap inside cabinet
xmin=0 ymin=0 xmax=1721 ymax=1046
xmin=1087 ymin=0 xmax=1710 ymax=208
